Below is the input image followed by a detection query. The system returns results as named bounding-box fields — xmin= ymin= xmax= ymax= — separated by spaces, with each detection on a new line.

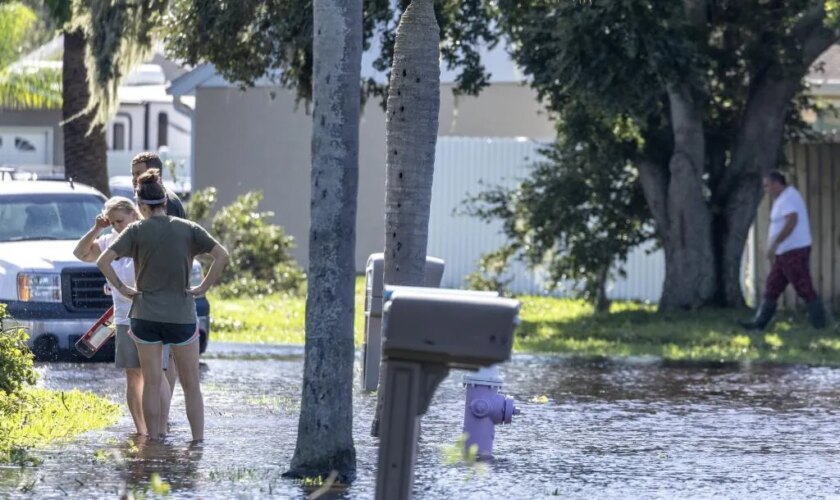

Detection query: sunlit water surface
xmin=1 ymin=343 xmax=839 ymax=498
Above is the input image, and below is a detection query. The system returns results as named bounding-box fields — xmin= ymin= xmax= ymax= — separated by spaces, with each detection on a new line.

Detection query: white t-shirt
xmin=96 ymin=232 xmax=136 ymax=325
xmin=768 ymin=186 xmax=812 ymax=255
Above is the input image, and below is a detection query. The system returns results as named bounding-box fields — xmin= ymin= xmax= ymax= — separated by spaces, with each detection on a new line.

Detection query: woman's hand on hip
xmin=186 ymin=285 xmax=207 ymax=297
xmin=118 ymin=283 xmax=141 ymax=297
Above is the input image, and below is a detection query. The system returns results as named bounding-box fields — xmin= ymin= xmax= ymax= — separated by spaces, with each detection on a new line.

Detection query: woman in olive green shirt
xmin=98 ymin=171 xmax=229 ymax=442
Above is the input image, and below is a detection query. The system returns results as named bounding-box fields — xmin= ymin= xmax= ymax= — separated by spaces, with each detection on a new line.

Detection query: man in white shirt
xmin=740 ymin=171 xmax=825 ymax=330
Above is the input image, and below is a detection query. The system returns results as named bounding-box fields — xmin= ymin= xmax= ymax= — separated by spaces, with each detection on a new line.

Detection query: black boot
xmin=738 ymin=301 xmax=777 ymax=331
xmin=807 ymin=299 xmax=826 ymax=329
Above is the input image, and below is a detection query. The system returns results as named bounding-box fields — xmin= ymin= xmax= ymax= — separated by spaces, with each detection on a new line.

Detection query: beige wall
xmin=194 ymin=83 xmax=554 ymax=271
xmin=0 ymin=109 xmax=64 ymax=165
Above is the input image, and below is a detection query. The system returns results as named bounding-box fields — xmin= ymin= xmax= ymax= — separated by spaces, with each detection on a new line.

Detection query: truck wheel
xmin=32 ymin=334 xmax=60 ymax=361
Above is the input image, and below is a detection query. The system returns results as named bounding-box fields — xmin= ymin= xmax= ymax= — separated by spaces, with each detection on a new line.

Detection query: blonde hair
xmin=103 ymin=196 xmax=141 ymax=219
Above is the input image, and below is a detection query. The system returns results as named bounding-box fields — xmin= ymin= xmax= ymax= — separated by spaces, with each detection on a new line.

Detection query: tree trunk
xmin=371 ymin=0 xmax=440 ymax=437
xmin=62 ymin=30 xmax=109 ymax=196
xmin=284 ymin=0 xmax=361 ymax=483
xmin=593 ymin=265 xmax=611 ymax=313
xmin=646 ymin=87 xmax=716 ymax=310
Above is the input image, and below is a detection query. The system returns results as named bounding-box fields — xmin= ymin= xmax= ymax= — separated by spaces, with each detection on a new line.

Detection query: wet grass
xmin=208 ymin=278 xmax=366 ymax=345
xmin=208 ymin=278 xmax=840 ymax=365
xmin=515 ymin=297 xmax=840 ymax=365
xmin=0 ymin=388 xmax=120 ymax=465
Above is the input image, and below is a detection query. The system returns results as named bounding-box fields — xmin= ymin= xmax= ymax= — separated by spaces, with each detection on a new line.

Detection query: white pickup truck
xmin=0 ymin=180 xmax=210 ymax=360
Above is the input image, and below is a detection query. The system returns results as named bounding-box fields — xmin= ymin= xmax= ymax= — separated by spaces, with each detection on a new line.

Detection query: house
xmin=167 ymin=46 xmax=555 ymax=277
xmin=0 ymin=37 xmax=193 ymax=179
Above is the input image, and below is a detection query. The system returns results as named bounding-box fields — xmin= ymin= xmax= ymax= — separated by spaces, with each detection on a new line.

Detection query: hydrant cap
xmin=463 ymin=366 xmax=504 ymax=387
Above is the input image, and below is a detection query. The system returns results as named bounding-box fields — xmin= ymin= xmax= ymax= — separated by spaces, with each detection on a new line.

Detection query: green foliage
xmin=0 ymin=388 xmax=120 ymax=464
xmin=163 ymin=0 xmax=497 ymax=104
xmin=0 ymin=304 xmax=37 ymax=402
xmin=464 ymin=245 xmax=516 ymax=296
xmin=464 ymin=105 xmax=653 ymax=305
xmin=0 ymin=2 xmax=36 ymax=68
xmin=0 ymin=66 xmax=62 ymax=110
xmin=69 ymin=0 xmax=167 ymax=126
xmin=189 ymin=188 xmax=305 ymax=297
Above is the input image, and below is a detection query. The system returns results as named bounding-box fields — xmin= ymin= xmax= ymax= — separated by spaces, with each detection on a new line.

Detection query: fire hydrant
xmin=462 ymin=365 xmax=518 ymax=460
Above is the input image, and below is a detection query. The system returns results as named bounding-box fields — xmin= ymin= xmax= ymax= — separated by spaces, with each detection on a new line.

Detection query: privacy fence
xmin=752 ymin=142 xmax=840 ymax=312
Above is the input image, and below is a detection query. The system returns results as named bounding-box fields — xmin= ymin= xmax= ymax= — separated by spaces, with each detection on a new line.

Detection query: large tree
xmin=497 ymin=0 xmax=840 ymax=309
xmin=284 ymin=0 xmax=361 ymax=482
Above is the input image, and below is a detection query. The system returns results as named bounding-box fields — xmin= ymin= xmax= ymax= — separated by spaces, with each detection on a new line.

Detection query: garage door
xmin=0 ymin=128 xmax=51 ymax=166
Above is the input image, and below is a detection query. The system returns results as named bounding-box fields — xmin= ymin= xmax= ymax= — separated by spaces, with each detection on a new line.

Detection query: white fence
xmin=427 ymin=137 xmax=665 ymax=302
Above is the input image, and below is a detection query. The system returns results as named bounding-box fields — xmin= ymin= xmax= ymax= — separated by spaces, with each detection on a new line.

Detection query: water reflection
xmin=1 ymin=346 xmax=839 ymax=498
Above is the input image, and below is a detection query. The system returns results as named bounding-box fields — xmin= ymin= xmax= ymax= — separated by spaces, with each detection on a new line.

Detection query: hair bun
xmin=137 ymin=170 xmax=161 ymax=185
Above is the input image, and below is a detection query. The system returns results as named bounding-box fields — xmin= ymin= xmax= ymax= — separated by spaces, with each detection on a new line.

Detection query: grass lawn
xmin=208 ymin=277 xmax=840 ymax=365
xmin=0 ymin=389 xmax=120 ymax=465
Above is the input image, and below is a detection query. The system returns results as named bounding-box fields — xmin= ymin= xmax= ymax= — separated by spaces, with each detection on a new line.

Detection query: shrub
xmin=188 ymin=188 xmax=305 ymax=296
xmin=0 ymin=303 xmax=37 ymax=414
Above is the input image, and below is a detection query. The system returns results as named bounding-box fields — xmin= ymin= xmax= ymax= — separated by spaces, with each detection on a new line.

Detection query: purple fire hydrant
xmin=462 ymin=365 xmax=518 ymax=460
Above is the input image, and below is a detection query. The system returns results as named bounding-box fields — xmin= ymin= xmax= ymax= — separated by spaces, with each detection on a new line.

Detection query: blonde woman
xmin=74 ymin=197 xmax=174 ymax=436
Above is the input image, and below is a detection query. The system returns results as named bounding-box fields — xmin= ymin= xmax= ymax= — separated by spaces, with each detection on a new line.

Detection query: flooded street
xmin=1 ymin=344 xmax=840 ymax=498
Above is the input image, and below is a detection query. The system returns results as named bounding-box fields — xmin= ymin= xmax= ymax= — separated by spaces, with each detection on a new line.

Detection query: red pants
xmin=764 ymin=246 xmax=818 ymax=302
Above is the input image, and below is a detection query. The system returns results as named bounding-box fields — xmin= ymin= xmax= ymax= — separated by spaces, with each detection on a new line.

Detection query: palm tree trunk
xmin=371 ymin=0 xmax=440 ymax=437
xmin=283 ymin=0 xmax=361 ymax=483
xmin=62 ymin=29 xmax=109 ymax=195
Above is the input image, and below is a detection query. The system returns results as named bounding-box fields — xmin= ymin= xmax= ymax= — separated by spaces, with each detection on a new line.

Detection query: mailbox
xmin=381 ymin=287 xmax=517 ymax=368
xmin=362 ymin=253 xmax=444 ymax=391
xmin=375 ymin=286 xmax=520 ymax=500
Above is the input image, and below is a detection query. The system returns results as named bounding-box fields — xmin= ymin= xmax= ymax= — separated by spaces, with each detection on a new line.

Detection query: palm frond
xmin=0 ymin=67 xmax=62 ymax=110
xmin=70 ymin=0 xmax=168 ymax=128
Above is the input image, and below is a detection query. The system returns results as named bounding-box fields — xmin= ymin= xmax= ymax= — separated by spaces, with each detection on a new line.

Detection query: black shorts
xmin=129 ymin=318 xmax=198 ymax=346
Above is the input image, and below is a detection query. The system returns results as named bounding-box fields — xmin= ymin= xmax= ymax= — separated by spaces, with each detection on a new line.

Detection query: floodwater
xmin=1 ymin=344 xmax=840 ymax=499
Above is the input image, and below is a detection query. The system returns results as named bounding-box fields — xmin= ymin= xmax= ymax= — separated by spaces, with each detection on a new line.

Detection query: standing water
xmin=1 ymin=344 xmax=839 ymax=498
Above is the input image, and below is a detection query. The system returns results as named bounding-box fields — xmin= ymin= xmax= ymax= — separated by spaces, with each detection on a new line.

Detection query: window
xmin=157 ymin=112 xmax=168 ymax=147
xmin=0 ymin=194 xmax=104 ymax=242
xmin=112 ymin=123 xmax=126 ymax=151
xmin=14 ymin=137 xmax=35 ymax=151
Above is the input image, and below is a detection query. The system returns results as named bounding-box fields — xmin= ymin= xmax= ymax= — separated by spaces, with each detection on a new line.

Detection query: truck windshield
xmin=0 ymin=193 xmax=105 ymax=242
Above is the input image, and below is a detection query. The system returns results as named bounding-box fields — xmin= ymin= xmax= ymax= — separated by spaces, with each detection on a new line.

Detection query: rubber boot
xmin=738 ymin=301 xmax=777 ymax=331
xmin=807 ymin=299 xmax=826 ymax=329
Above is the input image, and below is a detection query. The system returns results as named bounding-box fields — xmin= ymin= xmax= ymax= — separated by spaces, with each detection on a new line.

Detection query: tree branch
xmin=715 ymin=4 xmax=840 ymax=201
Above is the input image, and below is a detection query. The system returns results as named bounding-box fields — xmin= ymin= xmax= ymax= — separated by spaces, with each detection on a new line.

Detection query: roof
xmin=0 ymin=180 xmax=104 ymax=197
xmin=807 ymin=44 xmax=840 ymax=95
xmin=168 ymin=42 xmax=525 ymax=96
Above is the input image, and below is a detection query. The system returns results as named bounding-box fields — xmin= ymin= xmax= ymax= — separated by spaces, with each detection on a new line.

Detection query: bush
xmin=0 ymin=303 xmax=37 ymax=414
xmin=188 ymin=188 xmax=306 ymax=297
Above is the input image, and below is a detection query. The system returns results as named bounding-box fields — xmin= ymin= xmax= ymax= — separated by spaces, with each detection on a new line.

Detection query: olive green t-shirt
xmin=108 ymin=216 xmax=218 ymax=324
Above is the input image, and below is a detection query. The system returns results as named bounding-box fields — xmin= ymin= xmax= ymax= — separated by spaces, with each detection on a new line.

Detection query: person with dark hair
xmin=97 ymin=170 xmax=229 ymax=442
xmin=739 ymin=171 xmax=826 ymax=330
xmin=130 ymin=152 xmax=187 ymax=219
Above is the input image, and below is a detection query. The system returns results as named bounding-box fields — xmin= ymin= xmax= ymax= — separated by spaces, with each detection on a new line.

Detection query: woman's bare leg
xmin=125 ymin=368 xmax=146 ymax=435
xmin=172 ymin=340 xmax=203 ymax=442
xmin=135 ymin=342 xmax=164 ymax=440
xmin=158 ymin=371 xmax=171 ymax=437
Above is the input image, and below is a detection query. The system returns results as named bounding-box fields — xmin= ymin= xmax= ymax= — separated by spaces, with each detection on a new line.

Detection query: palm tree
xmin=283 ymin=0 xmax=362 ymax=483
xmin=62 ymin=29 xmax=108 ymax=194
xmin=371 ymin=0 xmax=440 ymax=437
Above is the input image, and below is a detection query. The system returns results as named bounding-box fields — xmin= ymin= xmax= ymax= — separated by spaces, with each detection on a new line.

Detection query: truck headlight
xmin=190 ymin=262 xmax=204 ymax=288
xmin=17 ymin=273 xmax=62 ymax=302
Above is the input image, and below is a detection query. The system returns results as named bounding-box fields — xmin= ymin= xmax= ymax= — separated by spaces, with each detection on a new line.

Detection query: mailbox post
xmin=375 ymin=286 xmax=519 ymax=500
xmin=362 ymin=253 xmax=444 ymax=392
